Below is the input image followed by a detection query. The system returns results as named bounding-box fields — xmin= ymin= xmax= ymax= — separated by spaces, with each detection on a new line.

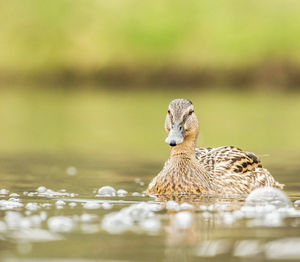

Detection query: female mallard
xmin=147 ymin=99 xmax=283 ymax=196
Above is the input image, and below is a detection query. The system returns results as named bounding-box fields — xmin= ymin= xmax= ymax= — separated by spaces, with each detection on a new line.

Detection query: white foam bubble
xmin=102 ymin=202 xmax=113 ymax=210
xmin=9 ymin=193 xmax=20 ymax=197
xmin=80 ymin=213 xmax=98 ymax=223
xmin=25 ymin=211 xmax=32 ymax=216
xmin=245 ymin=187 xmax=290 ymax=208
xmin=232 ymin=210 xmax=244 ymax=220
xmin=66 ymin=166 xmax=77 ymax=176
xmin=5 ymin=211 xmax=23 ymax=229
xmin=83 ymin=202 xmax=101 ymax=210
xmin=199 ymin=205 xmax=208 ymax=211
xmin=37 ymin=188 xmax=74 ymax=198
xmin=174 ymin=211 xmax=193 ymax=229
xmin=4 ymin=212 xmax=40 ymax=230
xmin=40 ymin=203 xmax=52 ymax=208
xmin=26 ymin=202 xmax=40 ymax=211
xmin=117 ymin=189 xmax=128 ymax=196
xmin=8 ymin=198 xmax=20 ymax=202
xmin=47 ymin=216 xmax=74 ymax=232
xmin=102 ymin=212 xmax=133 ymax=234
xmin=222 ymin=212 xmax=236 ymax=225
xmin=180 ymin=202 xmax=194 ymax=210
xmin=166 ymin=200 xmax=180 ymax=211
xmin=122 ymin=203 xmax=155 ymax=221
xmin=55 ymin=200 xmax=66 ymax=206
xmin=97 ymin=186 xmax=116 ymax=197
xmin=146 ymin=203 xmax=163 ymax=212
xmin=69 ymin=202 xmax=77 ymax=207
xmin=0 ymin=189 xmax=9 ymax=194
xmin=207 ymin=205 xmax=215 ymax=212
xmin=294 ymin=200 xmax=300 ymax=207
xmin=37 ymin=186 xmax=47 ymax=193
xmin=28 ymin=192 xmax=36 ymax=197
xmin=202 ymin=212 xmax=212 ymax=219
xmin=139 ymin=218 xmax=161 ymax=234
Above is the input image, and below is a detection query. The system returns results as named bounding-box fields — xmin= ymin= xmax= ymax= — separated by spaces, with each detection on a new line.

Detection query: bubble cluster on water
xmin=0 ymin=199 xmax=24 ymax=210
xmin=34 ymin=186 xmax=78 ymax=198
xmin=2 ymin=211 xmax=43 ymax=231
xmin=96 ymin=186 xmax=131 ymax=198
xmin=1 ymin=184 xmax=300 ymax=249
xmin=0 ymin=183 xmax=153 ymax=242
xmin=191 ymin=187 xmax=300 ymax=228
xmin=102 ymin=202 xmax=162 ymax=234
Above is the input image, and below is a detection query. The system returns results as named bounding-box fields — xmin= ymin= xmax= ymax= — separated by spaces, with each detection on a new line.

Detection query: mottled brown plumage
xmin=147 ymin=99 xmax=284 ymax=196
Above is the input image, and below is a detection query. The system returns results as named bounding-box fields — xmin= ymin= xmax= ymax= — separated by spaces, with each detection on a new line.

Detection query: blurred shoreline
xmin=1 ymin=61 xmax=300 ymax=89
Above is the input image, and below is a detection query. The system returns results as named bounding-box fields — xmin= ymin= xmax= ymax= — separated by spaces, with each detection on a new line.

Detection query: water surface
xmin=1 ymin=153 xmax=300 ymax=262
xmin=1 ymin=87 xmax=300 ymax=261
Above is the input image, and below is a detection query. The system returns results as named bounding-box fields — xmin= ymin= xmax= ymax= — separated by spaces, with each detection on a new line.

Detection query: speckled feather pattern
xmin=147 ymin=99 xmax=284 ymax=197
xmin=195 ymin=146 xmax=283 ymax=194
xmin=147 ymin=156 xmax=213 ymax=195
xmin=147 ymin=146 xmax=284 ymax=196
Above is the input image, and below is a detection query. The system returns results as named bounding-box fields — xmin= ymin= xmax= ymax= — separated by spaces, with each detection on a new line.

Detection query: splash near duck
xmin=147 ymin=99 xmax=284 ymax=196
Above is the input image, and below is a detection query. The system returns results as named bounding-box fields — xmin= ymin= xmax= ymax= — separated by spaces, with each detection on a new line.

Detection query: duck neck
xmin=170 ymin=134 xmax=197 ymax=159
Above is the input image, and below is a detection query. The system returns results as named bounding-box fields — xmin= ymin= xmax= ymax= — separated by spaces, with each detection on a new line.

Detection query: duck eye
xmin=189 ymin=110 xmax=194 ymax=115
xmin=168 ymin=110 xmax=170 ymax=114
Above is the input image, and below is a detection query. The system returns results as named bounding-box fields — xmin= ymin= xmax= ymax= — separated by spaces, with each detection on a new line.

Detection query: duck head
xmin=165 ymin=99 xmax=199 ymax=147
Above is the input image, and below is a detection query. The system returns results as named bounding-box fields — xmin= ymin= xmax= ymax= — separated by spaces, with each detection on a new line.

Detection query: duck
xmin=147 ymin=99 xmax=284 ymax=196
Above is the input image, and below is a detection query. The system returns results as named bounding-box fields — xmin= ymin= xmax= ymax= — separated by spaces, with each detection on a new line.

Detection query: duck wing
xmin=195 ymin=146 xmax=283 ymax=193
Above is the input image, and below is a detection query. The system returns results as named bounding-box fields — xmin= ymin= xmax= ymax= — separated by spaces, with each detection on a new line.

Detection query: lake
xmin=0 ymin=86 xmax=300 ymax=261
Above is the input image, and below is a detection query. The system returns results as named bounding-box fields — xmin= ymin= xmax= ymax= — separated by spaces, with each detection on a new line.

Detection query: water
xmin=0 ymin=87 xmax=300 ymax=261
xmin=1 ymin=154 xmax=300 ymax=262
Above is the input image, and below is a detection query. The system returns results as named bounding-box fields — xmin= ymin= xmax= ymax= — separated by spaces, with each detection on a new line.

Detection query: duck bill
xmin=165 ymin=123 xmax=185 ymax=147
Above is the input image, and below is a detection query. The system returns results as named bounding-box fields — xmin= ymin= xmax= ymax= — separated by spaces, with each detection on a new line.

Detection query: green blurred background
xmin=0 ymin=0 xmax=300 ymax=164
